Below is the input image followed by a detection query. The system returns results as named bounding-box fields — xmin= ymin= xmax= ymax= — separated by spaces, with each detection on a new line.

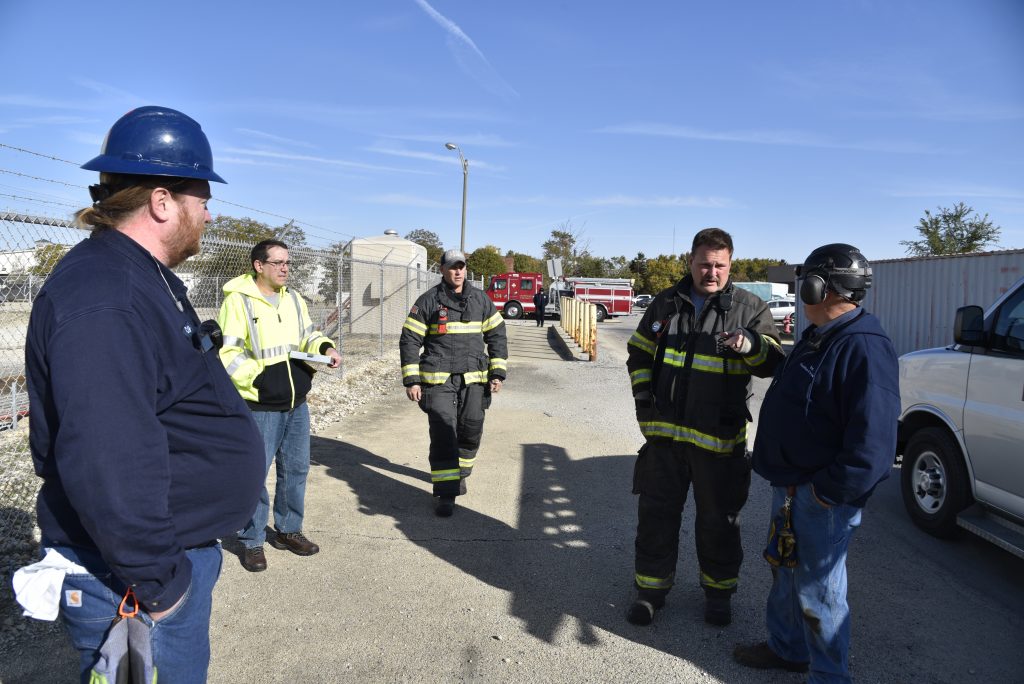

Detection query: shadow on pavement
xmin=310 ymin=435 xmax=754 ymax=680
xmin=543 ymin=326 xmax=580 ymax=361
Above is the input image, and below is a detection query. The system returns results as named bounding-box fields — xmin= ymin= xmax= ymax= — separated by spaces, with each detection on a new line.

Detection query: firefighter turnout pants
xmin=419 ymin=374 xmax=490 ymax=497
xmin=632 ymin=440 xmax=751 ymax=599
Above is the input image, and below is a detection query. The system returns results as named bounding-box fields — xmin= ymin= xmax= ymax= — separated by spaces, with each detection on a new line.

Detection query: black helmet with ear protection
xmin=797 ymin=244 xmax=872 ymax=305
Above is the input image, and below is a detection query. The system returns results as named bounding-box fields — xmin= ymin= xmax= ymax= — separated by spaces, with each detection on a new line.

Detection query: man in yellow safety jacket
xmin=218 ymin=239 xmax=340 ymax=572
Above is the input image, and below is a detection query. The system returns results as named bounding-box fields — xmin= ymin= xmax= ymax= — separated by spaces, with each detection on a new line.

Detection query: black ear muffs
xmin=800 ymin=269 xmax=829 ymax=305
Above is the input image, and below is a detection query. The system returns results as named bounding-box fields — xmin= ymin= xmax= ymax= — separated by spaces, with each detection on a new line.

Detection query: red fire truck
xmin=485 ymin=272 xmax=544 ymax=320
xmin=560 ymin=276 xmax=634 ymax=321
xmin=486 ymin=273 xmax=633 ymax=322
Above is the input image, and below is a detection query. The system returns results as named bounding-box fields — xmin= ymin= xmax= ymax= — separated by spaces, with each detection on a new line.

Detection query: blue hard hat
xmin=82 ymin=106 xmax=226 ymax=183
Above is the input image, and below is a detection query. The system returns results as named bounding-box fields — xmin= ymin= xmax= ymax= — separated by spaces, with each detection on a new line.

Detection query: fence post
xmin=379 ymin=263 xmax=385 ymax=357
xmin=589 ymin=304 xmax=597 ymax=361
xmin=9 ymin=381 xmax=18 ymax=430
xmin=342 ymin=252 xmax=350 ymax=378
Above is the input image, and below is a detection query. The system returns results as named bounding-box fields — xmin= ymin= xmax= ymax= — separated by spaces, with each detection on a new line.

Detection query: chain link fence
xmin=0 ymin=212 xmax=442 ymax=563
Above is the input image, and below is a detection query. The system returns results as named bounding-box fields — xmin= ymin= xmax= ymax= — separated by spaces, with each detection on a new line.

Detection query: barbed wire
xmin=0 ymin=167 xmax=86 ymax=188
xmin=212 ymin=198 xmax=355 ymax=243
xmin=1 ymin=143 xmax=356 ymax=246
xmin=0 ymin=142 xmax=79 ymax=165
xmin=0 ymin=181 xmax=78 ymax=205
xmin=0 ymin=192 xmax=78 ymax=209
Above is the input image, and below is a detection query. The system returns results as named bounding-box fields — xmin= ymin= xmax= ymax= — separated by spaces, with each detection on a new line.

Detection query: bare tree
xmin=541 ymin=220 xmax=591 ymax=276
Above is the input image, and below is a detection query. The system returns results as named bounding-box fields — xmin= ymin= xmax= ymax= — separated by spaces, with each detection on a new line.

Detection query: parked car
xmin=766 ymin=297 xmax=795 ymax=322
xmin=633 ymin=294 xmax=653 ymax=308
xmin=896 ymin=275 xmax=1024 ymax=558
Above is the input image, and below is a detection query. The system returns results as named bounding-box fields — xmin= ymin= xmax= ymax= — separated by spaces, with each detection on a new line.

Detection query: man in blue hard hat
xmin=23 ymin=106 xmax=265 ymax=682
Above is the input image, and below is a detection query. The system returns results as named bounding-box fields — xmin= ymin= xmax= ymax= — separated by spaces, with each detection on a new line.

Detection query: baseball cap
xmin=441 ymin=249 xmax=467 ymax=270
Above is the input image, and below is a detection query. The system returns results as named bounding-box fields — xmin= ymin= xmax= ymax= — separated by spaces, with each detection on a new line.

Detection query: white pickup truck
xmin=896 ymin=275 xmax=1024 ymax=558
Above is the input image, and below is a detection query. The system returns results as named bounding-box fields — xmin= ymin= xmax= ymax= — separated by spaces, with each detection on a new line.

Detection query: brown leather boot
xmin=270 ymin=531 xmax=320 ymax=556
xmin=241 ymin=546 xmax=267 ymax=572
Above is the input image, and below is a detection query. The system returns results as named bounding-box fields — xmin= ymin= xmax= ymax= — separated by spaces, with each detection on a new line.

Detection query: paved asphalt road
xmin=5 ymin=314 xmax=1023 ymax=683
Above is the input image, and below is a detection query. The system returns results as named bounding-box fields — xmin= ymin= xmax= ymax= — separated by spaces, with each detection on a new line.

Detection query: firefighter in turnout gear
xmin=401 ymin=249 xmax=508 ymax=517
xmin=625 ymin=228 xmax=784 ymax=627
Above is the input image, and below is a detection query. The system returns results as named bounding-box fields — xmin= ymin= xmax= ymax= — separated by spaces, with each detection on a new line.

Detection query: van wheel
xmin=504 ymin=301 xmax=523 ymax=319
xmin=595 ymin=305 xmax=608 ymax=322
xmin=900 ymin=427 xmax=972 ymax=538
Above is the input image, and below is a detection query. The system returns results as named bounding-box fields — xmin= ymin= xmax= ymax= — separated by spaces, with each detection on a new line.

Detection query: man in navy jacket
xmin=734 ymin=244 xmax=899 ymax=684
xmin=25 ymin=107 xmax=264 ymax=682
xmin=533 ymin=286 xmax=548 ymax=327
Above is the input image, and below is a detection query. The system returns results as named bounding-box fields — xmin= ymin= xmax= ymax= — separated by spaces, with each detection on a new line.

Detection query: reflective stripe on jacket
xmin=399 ymin=281 xmax=508 ymax=386
xmin=626 ymin=276 xmax=783 ymax=455
xmin=218 ymin=274 xmax=334 ymax=409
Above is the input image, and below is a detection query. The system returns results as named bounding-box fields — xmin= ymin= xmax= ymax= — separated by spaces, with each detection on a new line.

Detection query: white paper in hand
xmin=290 ymin=351 xmax=332 ymax=365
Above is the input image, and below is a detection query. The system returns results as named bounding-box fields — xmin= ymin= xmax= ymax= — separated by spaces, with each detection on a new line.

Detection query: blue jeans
xmin=239 ymin=403 xmax=311 ymax=547
xmin=765 ymin=484 xmax=862 ymax=684
xmin=53 ymin=543 xmax=223 ymax=684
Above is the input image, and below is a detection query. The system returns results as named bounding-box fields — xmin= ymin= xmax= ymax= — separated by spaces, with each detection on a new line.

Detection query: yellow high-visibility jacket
xmin=217 ymin=274 xmax=334 ymax=411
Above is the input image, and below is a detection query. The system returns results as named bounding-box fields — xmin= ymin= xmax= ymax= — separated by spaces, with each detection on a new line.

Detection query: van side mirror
xmin=954 ymin=305 xmax=985 ymax=346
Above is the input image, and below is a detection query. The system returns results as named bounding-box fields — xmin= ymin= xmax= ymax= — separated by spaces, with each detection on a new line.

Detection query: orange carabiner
xmin=118 ymin=587 xmax=139 ymax=619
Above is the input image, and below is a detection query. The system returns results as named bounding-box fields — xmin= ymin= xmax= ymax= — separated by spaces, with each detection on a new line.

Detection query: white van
xmin=897 ymin=275 xmax=1024 ymax=557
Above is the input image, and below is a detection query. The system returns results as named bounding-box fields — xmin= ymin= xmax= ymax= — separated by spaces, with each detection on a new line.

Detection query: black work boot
xmin=434 ymin=495 xmax=455 ymax=517
xmin=733 ymin=641 xmax=809 ymax=672
xmin=626 ymin=592 xmax=665 ymax=626
xmin=704 ymin=591 xmax=732 ymax=626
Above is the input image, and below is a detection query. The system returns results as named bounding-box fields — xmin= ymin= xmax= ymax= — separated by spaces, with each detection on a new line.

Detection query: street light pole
xmin=444 ymin=142 xmax=468 ymax=253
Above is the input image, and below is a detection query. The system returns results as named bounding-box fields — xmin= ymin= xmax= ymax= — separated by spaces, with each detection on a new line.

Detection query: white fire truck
xmin=486 ymin=272 xmax=633 ymax=322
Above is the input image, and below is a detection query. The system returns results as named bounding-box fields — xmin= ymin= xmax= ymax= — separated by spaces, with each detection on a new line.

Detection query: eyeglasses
xmin=262 ymin=260 xmax=291 ymax=268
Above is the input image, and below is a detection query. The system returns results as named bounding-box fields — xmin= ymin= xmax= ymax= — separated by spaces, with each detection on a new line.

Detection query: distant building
xmin=0 ymin=240 xmax=49 ymax=275
xmin=0 ymin=240 xmax=53 ymax=302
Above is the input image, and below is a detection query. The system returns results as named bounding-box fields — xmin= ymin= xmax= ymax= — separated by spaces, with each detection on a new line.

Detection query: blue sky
xmin=2 ymin=1 xmax=1022 ymax=264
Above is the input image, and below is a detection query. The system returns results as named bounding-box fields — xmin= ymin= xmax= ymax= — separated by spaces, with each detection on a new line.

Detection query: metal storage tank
xmin=347 ymin=230 xmax=432 ymax=338
xmin=792 ymin=249 xmax=1024 ymax=356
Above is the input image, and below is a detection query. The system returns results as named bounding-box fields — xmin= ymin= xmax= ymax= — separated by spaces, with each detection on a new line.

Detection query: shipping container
xmin=793 ymin=249 xmax=1024 ymax=356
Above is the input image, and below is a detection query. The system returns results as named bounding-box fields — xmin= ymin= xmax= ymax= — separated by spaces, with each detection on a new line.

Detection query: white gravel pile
xmin=306 ymin=350 xmax=401 ymax=434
